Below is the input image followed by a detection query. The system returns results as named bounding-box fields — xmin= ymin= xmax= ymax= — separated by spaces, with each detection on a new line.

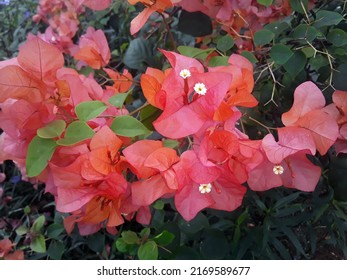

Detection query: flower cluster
xmin=33 ymin=0 xmax=112 ymax=52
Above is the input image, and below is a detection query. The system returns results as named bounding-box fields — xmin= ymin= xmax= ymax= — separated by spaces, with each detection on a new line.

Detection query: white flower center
xmin=273 ymin=165 xmax=284 ymax=175
xmin=194 ymin=82 xmax=207 ymax=95
xmin=199 ymin=183 xmax=212 ymax=194
xmin=179 ymin=69 xmax=191 ymax=79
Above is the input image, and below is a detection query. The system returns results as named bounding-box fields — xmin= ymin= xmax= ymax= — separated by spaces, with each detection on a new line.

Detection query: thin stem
xmin=248 ymin=116 xmax=277 ymax=134
xmin=160 ymin=13 xmax=177 ymax=51
xmin=129 ymin=102 xmax=150 ymax=116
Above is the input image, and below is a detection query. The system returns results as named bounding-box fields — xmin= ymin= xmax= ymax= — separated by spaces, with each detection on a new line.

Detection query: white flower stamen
xmin=273 ymin=165 xmax=284 ymax=175
xmin=194 ymin=82 xmax=207 ymax=95
xmin=199 ymin=183 xmax=212 ymax=194
xmin=179 ymin=69 xmax=191 ymax=79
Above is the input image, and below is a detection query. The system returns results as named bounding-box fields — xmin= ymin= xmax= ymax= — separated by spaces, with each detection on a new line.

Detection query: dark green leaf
xmin=47 ymin=223 xmax=65 ymax=239
xmin=26 ymin=136 xmax=57 ymax=177
xmin=56 ymin=121 xmax=95 ymax=146
xmin=270 ymin=44 xmax=294 ymax=65
xmin=124 ymin=38 xmax=154 ymax=70
xmin=47 ymin=240 xmax=64 ymax=260
xmin=121 ymin=231 xmax=140 ymax=245
xmin=314 ymin=10 xmax=344 ymax=29
xmin=178 ymin=213 xmax=209 ymax=234
xmin=153 ymin=230 xmax=175 ymax=246
xmin=30 ymin=234 xmax=46 ymax=253
xmin=327 ymin=29 xmax=347 ymax=47
xmin=111 ymin=115 xmax=150 ymax=137
xmin=37 ymin=120 xmax=66 ymax=139
xmin=200 ymin=229 xmax=229 ymax=259
xmin=292 ymin=24 xmax=318 ymax=42
xmin=140 ymin=228 xmax=151 ymax=239
xmin=216 ymin=35 xmax=234 ymax=52
xmin=290 ymin=0 xmax=308 ymax=14
xmin=108 ymin=92 xmax=130 ymax=108
xmin=283 ymin=51 xmax=307 ymax=77
xmin=178 ymin=10 xmax=212 ymax=37
xmin=152 ymin=200 xmax=165 ymax=210
xmin=138 ymin=241 xmax=158 ymax=260
xmin=241 ymin=51 xmax=258 ymax=63
xmin=254 ymin=29 xmax=274 ymax=46
xmin=333 ymin=63 xmax=347 ymax=91
xmin=140 ymin=104 xmax=161 ymax=130
xmin=87 ymin=233 xmax=105 ymax=253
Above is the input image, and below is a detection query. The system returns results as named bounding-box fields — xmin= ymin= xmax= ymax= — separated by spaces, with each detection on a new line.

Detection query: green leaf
xmin=152 ymin=200 xmax=165 ymax=210
xmin=16 ymin=225 xmax=29 ymax=236
xmin=115 ymin=238 xmax=129 ymax=253
xmin=208 ymin=56 xmax=229 ymax=67
xmin=47 ymin=240 xmax=65 ymax=260
xmin=333 ymin=63 xmax=347 ymax=91
xmin=178 ymin=213 xmax=209 ymax=234
xmin=163 ymin=139 xmax=179 ymax=149
xmin=241 ymin=51 xmax=258 ymax=63
xmin=254 ymin=29 xmax=274 ymax=46
xmin=216 ymin=35 xmax=234 ymax=52
xmin=32 ymin=215 xmax=45 ymax=233
xmin=140 ymin=228 xmax=151 ymax=239
xmin=283 ymin=50 xmax=307 ymax=77
xmin=257 ymin=0 xmax=273 ymax=6
xmin=314 ymin=10 xmax=344 ymax=29
xmin=200 ymin=229 xmax=229 ymax=259
xmin=108 ymin=92 xmax=130 ymax=108
xmin=75 ymin=101 xmax=107 ymax=121
xmin=177 ymin=46 xmax=215 ymax=60
xmin=327 ymin=29 xmax=347 ymax=47
xmin=153 ymin=230 xmax=175 ymax=246
xmin=138 ymin=241 xmax=158 ymax=260
xmin=178 ymin=10 xmax=212 ymax=37
xmin=292 ymin=24 xmax=318 ymax=42
xmin=30 ymin=234 xmax=46 ymax=253
xmin=56 ymin=121 xmax=95 ymax=146
xmin=124 ymin=38 xmax=155 ymax=71
xmin=26 ymin=136 xmax=58 ymax=177
xmin=140 ymin=104 xmax=161 ymax=130
xmin=270 ymin=44 xmax=294 ymax=65
xmin=290 ymin=0 xmax=308 ymax=14
xmin=47 ymin=223 xmax=65 ymax=239
xmin=111 ymin=115 xmax=150 ymax=137
xmin=87 ymin=233 xmax=105 ymax=253
xmin=37 ymin=120 xmax=66 ymax=139
xmin=121 ymin=231 xmax=140 ymax=245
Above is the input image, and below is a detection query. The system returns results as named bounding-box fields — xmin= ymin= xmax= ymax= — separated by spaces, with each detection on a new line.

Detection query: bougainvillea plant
xmin=1 ymin=0 xmax=347 ymax=259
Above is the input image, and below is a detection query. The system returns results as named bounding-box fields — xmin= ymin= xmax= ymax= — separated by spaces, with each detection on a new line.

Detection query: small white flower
xmin=194 ymin=82 xmax=207 ymax=95
xmin=199 ymin=183 xmax=212 ymax=194
xmin=273 ymin=165 xmax=284 ymax=175
xmin=179 ymin=69 xmax=191 ymax=79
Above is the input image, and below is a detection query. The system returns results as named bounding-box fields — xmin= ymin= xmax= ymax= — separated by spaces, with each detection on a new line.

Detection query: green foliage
xmin=110 ymin=115 xmax=150 ymax=137
xmin=37 ymin=120 xmax=66 ymax=139
xmin=75 ymin=101 xmax=107 ymax=121
xmin=26 ymin=136 xmax=58 ymax=177
xmin=56 ymin=121 xmax=95 ymax=146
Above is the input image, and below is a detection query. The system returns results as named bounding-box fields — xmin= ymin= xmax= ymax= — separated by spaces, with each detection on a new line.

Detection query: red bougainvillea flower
xmin=0 ymin=238 xmax=24 ymax=260
xmin=103 ymin=68 xmax=133 ymax=93
xmin=123 ymin=140 xmax=180 ymax=206
xmin=173 ymin=150 xmax=247 ymax=221
xmin=330 ymin=90 xmax=347 ymax=154
xmin=248 ymin=131 xmax=321 ymax=192
xmin=73 ymin=27 xmax=111 ymax=69
xmin=128 ymin=0 xmax=173 ymax=35
xmin=282 ymin=81 xmax=339 ymax=155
